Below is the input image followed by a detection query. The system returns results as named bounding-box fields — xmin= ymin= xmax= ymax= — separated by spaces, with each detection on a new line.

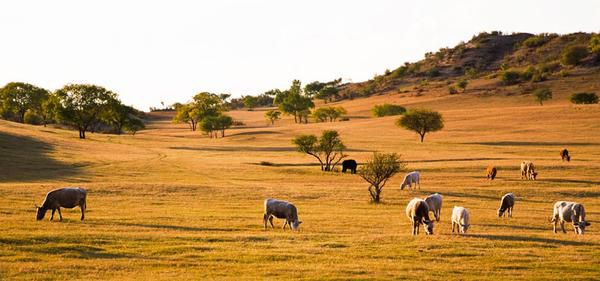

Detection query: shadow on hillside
xmin=442 ymin=191 xmax=498 ymax=201
xmin=107 ymin=222 xmax=239 ymax=232
xmin=170 ymin=146 xmax=373 ymax=153
xmin=464 ymin=141 xmax=600 ymax=147
xmin=228 ymin=130 xmax=282 ymax=137
xmin=542 ymin=178 xmax=600 ymax=186
xmin=477 ymin=223 xmax=548 ymax=231
xmin=0 ymin=131 xmax=82 ymax=182
xmin=407 ymin=157 xmax=508 ymax=163
xmin=469 ymin=234 xmax=594 ymax=246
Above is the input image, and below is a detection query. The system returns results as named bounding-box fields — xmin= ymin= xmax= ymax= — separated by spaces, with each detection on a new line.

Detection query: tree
xmin=312 ymin=106 xmax=346 ymax=122
xmin=274 ymin=80 xmax=314 ymax=123
xmin=315 ymin=86 xmax=339 ymax=103
xmin=561 ymin=45 xmax=589 ymax=66
xmin=570 ymin=92 xmax=599 ymax=104
xmin=124 ymin=115 xmax=145 ymax=135
xmin=218 ymin=93 xmax=231 ymax=102
xmin=292 ymin=130 xmax=347 ymax=171
xmin=264 ymin=109 xmax=281 ymax=125
xmin=533 ymin=88 xmax=552 ymax=106
xmin=304 ymin=81 xmax=326 ymax=98
xmin=173 ymin=92 xmax=223 ymax=131
xmin=456 ymin=79 xmax=468 ymax=92
xmin=214 ymin=114 xmax=233 ymax=137
xmin=358 ymin=152 xmax=405 ymax=203
xmin=590 ymin=34 xmax=600 ymax=54
xmin=200 ymin=114 xmax=233 ymax=138
xmin=200 ymin=116 xmax=217 ymax=138
xmin=55 ymin=84 xmax=118 ymax=139
xmin=242 ymin=95 xmax=258 ymax=110
xmin=0 ymin=82 xmax=49 ymax=123
xmin=396 ymin=109 xmax=444 ymax=143
xmin=102 ymin=102 xmax=145 ymax=134
xmin=501 ymin=70 xmax=521 ymax=85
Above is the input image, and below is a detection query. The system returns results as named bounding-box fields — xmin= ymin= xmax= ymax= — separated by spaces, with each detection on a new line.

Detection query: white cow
xmin=451 ymin=206 xmax=470 ymax=234
xmin=400 ymin=171 xmax=420 ymax=190
xmin=425 ymin=193 xmax=443 ymax=222
xmin=551 ymin=201 xmax=590 ymax=235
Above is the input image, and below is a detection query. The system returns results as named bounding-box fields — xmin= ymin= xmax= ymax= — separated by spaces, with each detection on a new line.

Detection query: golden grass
xmin=1 ymin=76 xmax=600 ymax=280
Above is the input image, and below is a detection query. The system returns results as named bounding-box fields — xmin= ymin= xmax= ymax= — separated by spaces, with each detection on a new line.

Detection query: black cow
xmin=342 ymin=159 xmax=357 ymax=174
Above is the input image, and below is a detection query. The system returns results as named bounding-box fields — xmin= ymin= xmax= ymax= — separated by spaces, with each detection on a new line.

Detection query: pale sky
xmin=1 ymin=1 xmax=599 ymax=110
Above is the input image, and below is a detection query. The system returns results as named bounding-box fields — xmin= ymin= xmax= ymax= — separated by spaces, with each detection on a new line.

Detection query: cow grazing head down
xmin=531 ymin=172 xmax=538 ymax=180
xmin=35 ymin=205 xmax=47 ymax=221
xmin=290 ymin=220 xmax=302 ymax=231
xmin=460 ymin=223 xmax=470 ymax=233
xmin=574 ymin=221 xmax=591 ymax=234
xmin=424 ymin=220 xmax=434 ymax=235
xmin=497 ymin=208 xmax=506 ymax=217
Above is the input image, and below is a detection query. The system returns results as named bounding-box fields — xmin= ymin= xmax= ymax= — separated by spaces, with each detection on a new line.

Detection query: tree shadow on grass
xmin=170 ymin=146 xmax=373 ymax=153
xmin=104 ymin=222 xmax=239 ymax=232
xmin=0 ymin=131 xmax=82 ymax=182
xmin=464 ymin=141 xmax=600 ymax=147
xmin=542 ymin=178 xmax=600 ymax=186
xmin=469 ymin=234 xmax=595 ymax=246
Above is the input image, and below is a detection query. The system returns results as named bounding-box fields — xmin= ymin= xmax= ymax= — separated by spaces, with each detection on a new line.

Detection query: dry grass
xmin=1 ymin=77 xmax=600 ymax=280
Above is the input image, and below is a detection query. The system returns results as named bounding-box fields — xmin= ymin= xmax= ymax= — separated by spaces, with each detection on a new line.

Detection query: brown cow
xmin=560 ymin=148 xmax=571 ymax=162
xmin=486 ymin=165 xmax=497 ymax=180
xmin=406 ymin=198 xmax=433 ymax=235
xmin=36 ymin=187 xmax=87 ymax=221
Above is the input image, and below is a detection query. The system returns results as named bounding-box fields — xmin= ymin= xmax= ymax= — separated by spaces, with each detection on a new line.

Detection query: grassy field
xmin=1 ymin=76 xmax=600 ymax=280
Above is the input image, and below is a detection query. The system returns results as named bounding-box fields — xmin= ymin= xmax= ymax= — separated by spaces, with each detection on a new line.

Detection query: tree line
xmin=0 ymin=82 xmax=145 ymax=139
xmin=172 ymin=92 xmax=234 ymax=137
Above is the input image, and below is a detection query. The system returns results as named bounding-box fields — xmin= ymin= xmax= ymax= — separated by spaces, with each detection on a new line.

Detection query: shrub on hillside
xmin=448 ymin=86 xmax=458 ymax=95
xmin=23 ymin=110 xmax=43 ymax=125
xmin=533 ymin=88 xmax=552 ymax=106
xmin=589 ymin=35 xmax=600 ymax=54
xmin=561 ymin=45 xmax=589 ymax=66
xmin=371 ymin=104 xmax=407 ymax=117
xmin=570 ymin=92 xmax=599 ymax=104
xmin=522 ymin=33 xmax=557 ymax=48
xmin=501 ymin=70 xmax=522 ymax=85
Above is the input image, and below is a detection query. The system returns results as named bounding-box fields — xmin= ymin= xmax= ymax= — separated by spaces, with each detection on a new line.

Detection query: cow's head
xmin=35 ymin=205 xmax=46 ymax=221
xmin=531 ymin=172 xmax=538 ymax=180
xmin=423 ymin=220 xmax=434 ymax=235
xmin=461 ymin=223 xmax=470 ymax=234
xmin=290 ymin=220 xmax=302 ymax=231
xmin=400 ymin=183 xmax=406 ymax=190
xmin=497 ymin=208 xmax=506 ymax=218
xmin=574 ymin=221 xmax=591 ymax=234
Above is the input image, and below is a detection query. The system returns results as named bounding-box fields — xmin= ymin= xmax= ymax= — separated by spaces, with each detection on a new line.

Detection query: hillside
xmin=338 ymin=31 xmax=600 ymax=100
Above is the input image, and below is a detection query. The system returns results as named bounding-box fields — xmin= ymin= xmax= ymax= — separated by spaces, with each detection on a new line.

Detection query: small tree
xmin=396 ymin=109 xmax=444 ymax=143
xmin=264 ymin=109 xmax=281 ymax=125
xmin=358 ymin=152 xmax=405 ymax=203
xmin=533 ymin=88 xmax=552 ymax=106
xmin=214 ymin=114 xmax=233 ymax=137
xmin=456 ymin=79 xmax=468 ymax=92
xmin=561 ymin=45 xmax=589 ymax=66
xmin=292 ymin=130 xmax=347 ymax=171
xmin=0 ymin=82 xmax=49 ymax=123
xmin=501 ymin=70 xmax=521 ymax=85
xmin=570 ymin=92 xmax=599 ymax=104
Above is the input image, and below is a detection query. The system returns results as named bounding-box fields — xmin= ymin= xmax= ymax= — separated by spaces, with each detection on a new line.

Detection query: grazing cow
xmin=36 ymin=187 xmax=87 ymax=221
xmin=424 ymin=193 xmax=443 ymax=222
xmin=342 ymin=159 xmax=357 ymax=174
xmin=560 ymin=148 xmax=571 ymax=162
xmin=486 ymin=165 xmax=497 ymax=180
xmin=497 ymin=193 xmax=515 ymax=218
xmin=406 ymin=198 xmax=433 ymax=235
xmin=263 ymin=199 xmax=302 ymax=231
xmin=451 ymin=206 xmax=470 ymax=234
xmin=400 ymin=171 xmax=420 ymax=190
xmin=520 ymin=161 xmax=537 ymax=180
xmin=551 ymin=201 xmax=590 ymax=235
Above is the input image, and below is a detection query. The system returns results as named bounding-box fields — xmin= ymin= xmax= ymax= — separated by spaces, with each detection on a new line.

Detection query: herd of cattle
xmin=35 ymin=148 xmax=590 ymax=235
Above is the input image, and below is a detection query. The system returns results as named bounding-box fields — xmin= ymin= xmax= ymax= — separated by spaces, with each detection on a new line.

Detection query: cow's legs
xmin=560 ymin=221 xmax=566 ymax=233
xmin=452 ymin=222 xmax=456 ymax=233
xmin=269 ymin=216 xmax=274 ymax=229
xmin=80 ymin=200 xmax=86 ymax=221
xmin=552 ymin=218 xmax=557 ymax=233
xmin=282 ymin=220 xmax=288 ymax=231
xmin=263 ymin=214 xmax=268 ymax=230
xmin=50 ymin=209 xmax=55 ymax=221
xmin=57 ymin=208 xmax=63 ymax=222
xmin=508 ymin=207 xmax=512 ymax=218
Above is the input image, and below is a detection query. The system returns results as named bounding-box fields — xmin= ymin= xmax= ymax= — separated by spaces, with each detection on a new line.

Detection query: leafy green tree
xmin=124 ymin=115 xmax=145 ymax=135
xmin=54 ymin=84 xmax=118 ymax=139
xmin=358 ymin=152 xmax=405 ymax=203
xmin=533 ymin=88 xmax=552 ymax=106
xmin=214 ymin=114 xmax=233 ymax=137
xmin=371 ymin=104 xmax=406 ymax=117
xmin=0 ymin=82 xmax=49 ymax=123
xmin=173 ymin=104 xmax=197 ymax=131
xmin=242 ymin=95 xmax=258 ymax=110
xmin=304 ymin=81 xmax=326 ymax=98
xmin=316 ymin=86 xmax=339 ymax=103
xmin=501 ymin=70 xmax=521 ymax=85
xmin=274 ymin=80 xmax=314 ymax=123
xmin=292 ymin=130 xmax=347 ymax=171
xmin=103 ymin=101 xmax=144 ymax=134
xmin=200 ymin=115 xmax=217 ymax=138
xmin=264 ymin=109 xmax=281 ymax=125
xmin=312 ymin=106 xmax=346 ymax=122
xmin=561 ymin=45 xmax=589 ymax=66
xmin=173 ymin=92 xmax=223 ymax=131
xmin=457 ymin=79 xmax=468 ymax=92
xmin=570 ymin=92 xmax=599 ymax=104
xmin=396 ymin=109 xmax=444 ymax=143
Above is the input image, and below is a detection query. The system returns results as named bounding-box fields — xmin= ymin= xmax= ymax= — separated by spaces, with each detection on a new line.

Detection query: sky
xmin=1 ymin=1 xmax=599 ymax=110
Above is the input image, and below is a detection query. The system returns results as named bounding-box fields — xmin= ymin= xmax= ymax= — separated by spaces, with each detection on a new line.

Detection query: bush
xmin=561 ymin=45 xmax=589 ymax=66
xmin=570 ymin=92 xmax=599 ymax=104
xmin=23 ymin=110 xmax=42 ymax=125
xmin=522 ymin=33 xmax=556 ymax=48
xmin=501 ymin=70 xmax=522 ymax=85
xmin=448 ymin=86 xmax=458 ymax=95
xmin=371 ymin=104 xmax=407 ymax=117
xmin=589 ymin=35 xmax=600 ymax=54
